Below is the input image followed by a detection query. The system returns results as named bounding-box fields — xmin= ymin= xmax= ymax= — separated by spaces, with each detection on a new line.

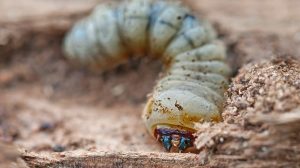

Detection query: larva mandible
xmin=64 ymin=0 xmax=231 ymax=153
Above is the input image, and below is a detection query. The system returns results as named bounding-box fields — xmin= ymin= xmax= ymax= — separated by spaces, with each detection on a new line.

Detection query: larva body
xmin=64 ymin=0 xmax=230 ymax=152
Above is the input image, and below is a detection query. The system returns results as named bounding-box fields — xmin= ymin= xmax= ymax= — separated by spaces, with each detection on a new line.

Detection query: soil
xmin=0 ymin=0 xmax=300 ymax=167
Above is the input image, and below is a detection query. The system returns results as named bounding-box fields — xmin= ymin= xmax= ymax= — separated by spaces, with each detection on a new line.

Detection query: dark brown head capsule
xmin=154 ymin=127 xmax=195 ymax=153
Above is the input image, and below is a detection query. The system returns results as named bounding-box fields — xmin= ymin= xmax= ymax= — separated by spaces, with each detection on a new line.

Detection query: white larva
xmin=64 ymin=0 xmax=231 ymax=153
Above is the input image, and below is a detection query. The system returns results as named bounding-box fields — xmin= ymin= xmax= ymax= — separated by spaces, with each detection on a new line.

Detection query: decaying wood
xmin=194 ymin=58 xmax=300 ymax=167
xmin=21 ymin=149 xmax=300 ymax=168
xmin=1 ymin=0 xmax=300 ymax=167
xmin=22 ymin=151 xmax=207 ymax=168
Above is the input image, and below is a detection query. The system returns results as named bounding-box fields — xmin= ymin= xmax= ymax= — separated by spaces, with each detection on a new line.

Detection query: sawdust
xmin=195 ymin=58 xmax=300 ymax=166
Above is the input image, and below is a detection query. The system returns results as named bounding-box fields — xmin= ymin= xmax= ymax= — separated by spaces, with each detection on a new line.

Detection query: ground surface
xmin=0 ymin=0 xmax=300 ymax=167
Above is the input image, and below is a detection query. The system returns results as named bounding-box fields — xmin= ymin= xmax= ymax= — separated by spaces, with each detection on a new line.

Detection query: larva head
xmin=154 ymin=126 xmax=196 ymax=153
xmin=143 ymin=90 xmax=222 ymax=153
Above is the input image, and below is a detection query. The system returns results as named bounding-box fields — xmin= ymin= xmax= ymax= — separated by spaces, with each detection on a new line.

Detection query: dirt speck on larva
xmin=175 ymin=101 xmax=183 ymax=111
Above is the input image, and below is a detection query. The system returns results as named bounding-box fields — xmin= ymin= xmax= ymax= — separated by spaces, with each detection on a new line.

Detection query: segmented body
xmin=64 ymin=0 xmax=230 ymax=152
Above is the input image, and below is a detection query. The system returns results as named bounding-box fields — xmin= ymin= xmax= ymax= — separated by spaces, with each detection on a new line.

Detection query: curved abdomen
xmin=64 ymin=0 xmax=231 ymax=152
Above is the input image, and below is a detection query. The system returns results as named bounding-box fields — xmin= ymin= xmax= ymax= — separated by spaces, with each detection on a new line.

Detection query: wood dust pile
xmin=195 ymin=58 xmax=300 ymax=167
